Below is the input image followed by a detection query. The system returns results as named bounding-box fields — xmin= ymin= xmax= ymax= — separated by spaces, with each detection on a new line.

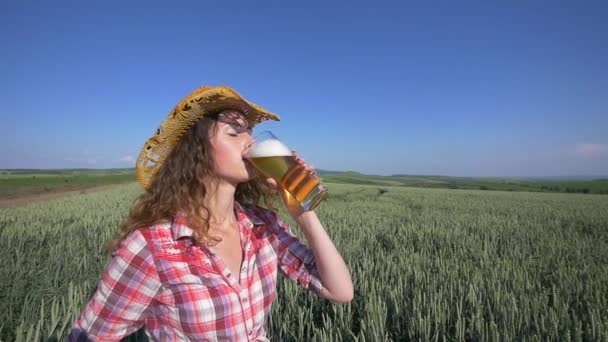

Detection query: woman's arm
xmin=266 ymin=151 xmax=353 ymax=303
xmin=67 ymin=230 xmax=161 ymax=341
xmin=293 ymin=210 xmax=354 ymax=303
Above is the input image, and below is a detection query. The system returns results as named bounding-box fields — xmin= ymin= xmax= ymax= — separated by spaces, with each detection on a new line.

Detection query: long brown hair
xmin=107 ymin=114 xmax=277 ymax=253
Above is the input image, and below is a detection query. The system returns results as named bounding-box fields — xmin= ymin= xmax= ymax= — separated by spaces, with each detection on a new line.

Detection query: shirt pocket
xmin=155 ymin=253 xmax=221 ymax=286
xmin=155 ymin=259 xmax=230 ymax=324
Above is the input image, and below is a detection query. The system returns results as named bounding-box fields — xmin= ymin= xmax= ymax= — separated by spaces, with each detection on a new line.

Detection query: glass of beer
xmin=244 ymin=131 xmax=328 ymax=211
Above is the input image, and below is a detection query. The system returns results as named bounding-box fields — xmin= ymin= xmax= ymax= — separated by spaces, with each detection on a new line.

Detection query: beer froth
xmin=247 ymin=139 xmax=291 ymax=158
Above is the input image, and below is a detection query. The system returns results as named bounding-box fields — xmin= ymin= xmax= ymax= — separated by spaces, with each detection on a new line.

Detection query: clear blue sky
xmin=2 ymin=1 xmax=607 ymax=177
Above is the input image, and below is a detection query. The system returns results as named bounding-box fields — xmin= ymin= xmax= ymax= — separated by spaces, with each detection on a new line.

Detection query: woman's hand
xmin=265 ymin=151 xmax=319 ymax=219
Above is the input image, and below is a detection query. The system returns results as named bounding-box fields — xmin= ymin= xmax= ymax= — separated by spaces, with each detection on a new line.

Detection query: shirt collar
xmin=171 ymin=211 xmax=194 ymax=241
xmin=171 ymin=202 xmax=265 ymax=241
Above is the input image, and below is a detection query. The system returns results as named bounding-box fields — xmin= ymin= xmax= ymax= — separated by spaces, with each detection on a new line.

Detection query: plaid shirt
xmin=68 ymin=203 xmax=324 ymax=341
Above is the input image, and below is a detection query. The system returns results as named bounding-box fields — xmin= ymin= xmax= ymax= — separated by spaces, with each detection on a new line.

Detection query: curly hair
xmin=107 ymin=115 xmax=277 ymax=253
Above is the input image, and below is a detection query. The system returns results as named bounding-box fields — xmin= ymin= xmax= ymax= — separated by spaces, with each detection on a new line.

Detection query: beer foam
xmin=248 ymin=139 xmax=292 ymax=157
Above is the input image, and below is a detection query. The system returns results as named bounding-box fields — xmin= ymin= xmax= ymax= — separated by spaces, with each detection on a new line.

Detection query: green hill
xmin=319 ymin=170 xmax=608 ymax=194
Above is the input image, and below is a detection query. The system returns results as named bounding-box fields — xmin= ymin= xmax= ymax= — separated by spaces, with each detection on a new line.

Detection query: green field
xmin=320 ymin=171 xmax=608 ymax=194
xmin=2 ymin=169 xmax=607 ymax=199
xmin=1 ymin=182 xmax=607 ymax=341
xmin=0 ymin=169 xmax=135 ymax=199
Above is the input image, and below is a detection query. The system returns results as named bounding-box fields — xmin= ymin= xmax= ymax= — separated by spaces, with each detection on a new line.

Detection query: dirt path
xmin=0 ymin=183 xmax=130 ymax=208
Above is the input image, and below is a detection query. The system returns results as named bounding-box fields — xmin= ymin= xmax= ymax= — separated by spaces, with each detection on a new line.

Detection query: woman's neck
xmin=203 ymin=180 xmax=238 ymax=230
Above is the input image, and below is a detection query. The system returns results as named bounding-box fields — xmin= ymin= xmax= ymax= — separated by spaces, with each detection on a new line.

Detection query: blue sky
xmin=1 ymin=1 xmax=607 ymax=177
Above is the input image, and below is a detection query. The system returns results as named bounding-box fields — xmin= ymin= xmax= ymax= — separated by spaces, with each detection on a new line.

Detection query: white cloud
xmin=575 ymin=143 xmax=608 ymax=157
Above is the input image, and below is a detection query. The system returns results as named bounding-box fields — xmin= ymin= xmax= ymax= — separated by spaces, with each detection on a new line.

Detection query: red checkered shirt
xmin=68 ymin=202 xmax=325 ymax=341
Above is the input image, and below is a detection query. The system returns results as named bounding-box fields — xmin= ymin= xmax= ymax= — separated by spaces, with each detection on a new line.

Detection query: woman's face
xmin=209 ymin=110 xmax=257 ymax=185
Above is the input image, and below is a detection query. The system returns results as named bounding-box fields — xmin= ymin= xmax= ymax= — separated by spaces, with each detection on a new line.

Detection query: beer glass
xmin=244 ymin=131 xmax=328 ymax=211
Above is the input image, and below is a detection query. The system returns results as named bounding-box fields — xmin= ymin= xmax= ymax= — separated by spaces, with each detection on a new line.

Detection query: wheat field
xmin=1 ymin=183 xmax=607 ymax=341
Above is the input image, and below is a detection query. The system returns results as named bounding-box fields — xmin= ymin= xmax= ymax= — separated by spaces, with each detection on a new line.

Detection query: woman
xmin=68 ymin=85 xmax=353 ymax=341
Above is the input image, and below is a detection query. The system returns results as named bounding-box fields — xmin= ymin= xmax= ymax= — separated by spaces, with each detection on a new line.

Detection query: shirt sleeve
xmin=66 ymin=230 xmax=162 ymax=341
xmin=264 ymin=210 xmax=325 ymax=296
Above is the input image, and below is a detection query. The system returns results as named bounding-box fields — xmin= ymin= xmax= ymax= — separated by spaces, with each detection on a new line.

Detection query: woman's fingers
xmin=292 ymin=151 xmax=318 ymax=178
xmin=292 ymin=151 xmax=303 ymax=165
xmin=266 ymin=178 xmax=278 ymax=189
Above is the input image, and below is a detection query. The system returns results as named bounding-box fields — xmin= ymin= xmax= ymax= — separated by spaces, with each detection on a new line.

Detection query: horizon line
xmin=1 ymin=168 xmax=607 ymax=180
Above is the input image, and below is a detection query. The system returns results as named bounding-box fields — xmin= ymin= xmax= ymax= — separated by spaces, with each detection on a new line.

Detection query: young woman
xmin=68 ymin=85 xmax=353 ymax=341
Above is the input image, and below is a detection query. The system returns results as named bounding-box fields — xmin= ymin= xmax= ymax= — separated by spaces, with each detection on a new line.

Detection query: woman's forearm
xmin=294 ymin=211 xmax=354 ymax=303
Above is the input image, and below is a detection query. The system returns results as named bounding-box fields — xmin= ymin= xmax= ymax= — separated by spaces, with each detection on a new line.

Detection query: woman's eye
xmin=225 ymin=126 xmax=237 ymax=135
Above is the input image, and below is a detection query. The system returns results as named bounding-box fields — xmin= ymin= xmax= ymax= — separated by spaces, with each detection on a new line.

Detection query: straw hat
xmin=135 ymin=85 xmax=281 ymax=189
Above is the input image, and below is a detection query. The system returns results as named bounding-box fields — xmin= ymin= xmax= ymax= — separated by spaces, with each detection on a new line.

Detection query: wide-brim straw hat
xmin=135 ymin=85 xmax=281 ymax=189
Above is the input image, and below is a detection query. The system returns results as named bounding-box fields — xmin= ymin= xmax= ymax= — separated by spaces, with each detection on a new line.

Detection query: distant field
xmin=320 ymin=171 xmax=608 ymax=194
xmin=1 ymin=169 xmax=606 ymax=203
xmin=0 ymin=170 xmax=136 ymax=199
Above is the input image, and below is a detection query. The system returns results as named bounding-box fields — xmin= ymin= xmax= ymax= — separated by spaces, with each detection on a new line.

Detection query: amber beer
xmin=246 ymin=133 xmax=327 ymax=211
